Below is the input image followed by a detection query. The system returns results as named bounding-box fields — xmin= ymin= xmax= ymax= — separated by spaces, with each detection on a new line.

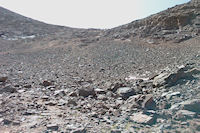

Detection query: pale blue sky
xmin=0 ymin=0 xmax=190 ymax=29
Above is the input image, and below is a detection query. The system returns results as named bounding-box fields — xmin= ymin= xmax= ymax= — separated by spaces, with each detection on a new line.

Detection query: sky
xmin=0 ymin=0 xmax=190 ymax=29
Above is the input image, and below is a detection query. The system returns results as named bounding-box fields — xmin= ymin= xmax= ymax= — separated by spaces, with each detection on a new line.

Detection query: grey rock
xmin=97 ymin=95 xmax=108 ymax=101
xmin=40 ymin=80 xmax=52 ymax=87
xmin=175 ymin=110 xmax=196 ymax=120
xmin=180 ymin=99 xmax=200 ymax=112
xmin=111 ymin=129 xmax=122 ymax=133
xmin=71 ymin=127 xmax=86 ymax=133
xmin=0 ymin=85 xmax=17 ymax=94
xmin=162 ymin=91 xmax=181 ymax=100
xmin=124 ymin=94 xmax=156 ymax=110
xmin=23 ymin=110 xmax=37 ymax=115
xmin=116 ymin=87 xmax=135 ymax=99
xmin=2 ymin=119 xmax=12 ymax=125
xmin=23 ymin=84 xmax=32 ymax=88
xmin=130 ymin=112 xmax=155 ymax=125
xmin=54 ymin=89 xmax=66 ymax=97
xmin=153 ymin=73 xmax=169 ymax=87
xmin=45 ymin=101 xmax=57 ymax=106
xmin=78 ymin=88 xmax=96 ymax=97
xmin=153 ymin=66 xmax=200 ymax=87
xmin=67 ymin=99 xmax=78 ymax=106
xmin=94 ymin=88 xmax=107 ymax=94
xmin=47 ymin=124 xmax=59 ymax=131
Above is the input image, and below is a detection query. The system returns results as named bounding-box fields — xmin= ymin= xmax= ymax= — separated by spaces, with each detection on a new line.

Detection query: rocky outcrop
xmin=105 ymin=1 xmax=200 ymax=43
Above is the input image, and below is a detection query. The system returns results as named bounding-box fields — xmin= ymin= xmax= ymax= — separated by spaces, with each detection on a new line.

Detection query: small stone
xmin=40 ymin=80 xmax=52 ymax=87
xmin=0 ymin=76 xmax=8 ymax=82
xmin=90 ymin=112 xmax=98 ymax=118
xmin=116 ymin=87 xmax=135 ymax=99
xmin=2 ymin=119 xmax=12 ymax=125
xmin=111 ymin=129 xmax=122 ymax=133
xmin=18 ymin=89 xmax=25 ymax=93
xmin=41 ymin=95 xmax=49 ymax=101
xmin=12 ymin=121 xmax=20 ymax=126
xmin=130 ymin=112 xmax=155 ymax=125
xmin=23 ymin=110 xmax=37 ymax=115
xmin=71 ymin=127 xmax=86 ymax=133
xmin=45 ymin=101 xmax=57 ymax=106
xmin=47 ymin=124 xmax=59 ymax=131
xmin=97 ymin=95 xmax=108 ymax=101
xmin=54 ymin=89 xmax=66 ymax=97
xmin=94 ymin=88 xmax=107 ymax=94
xmin=69 ymin=92 xmax=78 ymax=97
xmin=78 ymin=88 xmax=96 ymax=97
xmin=57 ymin=99 xmax=66 ymax=106
xmin=24 ymin=84 xmax=32 ymax=88
xmin=166 ymin=92 xmax=181 ymax=100
xmin=67 ymin=99 xmax=77 ymax=106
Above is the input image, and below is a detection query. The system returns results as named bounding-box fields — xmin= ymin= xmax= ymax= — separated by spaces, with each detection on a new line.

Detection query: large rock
xmin=175 ymin=110 xmax=196 ymax=121
xmin=78 ymin=88 xmax=96 ymax=97
xmin=123 ymin=94 xmax=156 ymax=110
xmin=130 ymin=112 xmax=155 ymax=125
xmin=180 ymin=99 xmax=200 ymax=113
xmin=116 ymin=87 xmax=135 ymax=100
xmin=0 ymin=85 xmax=16 ymax=94
xmin=153 ymin=65 xmax=200 ymax=87
xmin=170 ymin=99 xmax=200 ymax=113
xmin=153 ymin=73 xmax=169 ymax=87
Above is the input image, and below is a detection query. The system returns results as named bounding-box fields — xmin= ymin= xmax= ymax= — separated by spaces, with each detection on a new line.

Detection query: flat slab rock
xmin=130 ymin=112 xmax=155 ymax=125
xmin=170 ymin=99 xmax=200 ymax=113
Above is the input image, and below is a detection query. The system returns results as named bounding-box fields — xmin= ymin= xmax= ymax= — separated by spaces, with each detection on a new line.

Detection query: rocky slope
xmin=105 ymin=0 xmax=200 ymax=44
xmin=0 ymin=1 xmax=200 ymax=133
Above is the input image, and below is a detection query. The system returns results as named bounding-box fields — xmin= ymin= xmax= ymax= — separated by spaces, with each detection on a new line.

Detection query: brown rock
xmin=68 ymin=92 xmax=78 ymax=97
xmin=40 ymin=80 xmax=52 ymax=87
xmin=0 ymin=76 xmax=8 ymax=82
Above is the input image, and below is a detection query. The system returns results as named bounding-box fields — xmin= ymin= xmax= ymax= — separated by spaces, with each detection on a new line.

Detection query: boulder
xmin=130 ymin=112 xmax=155 ymax=125
xmin=180 ymin=99 xmax=200 ymax=113
xmin=116 ymin=87 xmax=135 ymax=100
xmin=175 ymin=110 xmax=196 ymax=121
xmin=78 ymin=88 xmax=96 ymax=97
xmin=153 ymin=65 xmax=200 ymax=87
xmin=124 ymin=94 xmax=156 ymax=110
xmin=153 ymin=73 xmax=169 ymax=87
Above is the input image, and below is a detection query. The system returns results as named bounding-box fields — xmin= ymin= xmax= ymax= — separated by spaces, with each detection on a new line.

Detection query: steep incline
xmin=105 ymin=1 xmax=200 ymax=43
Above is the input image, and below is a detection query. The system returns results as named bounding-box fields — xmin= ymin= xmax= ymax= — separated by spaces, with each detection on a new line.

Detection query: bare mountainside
xmin=0 ymin=1 xmax=200 ymax=133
